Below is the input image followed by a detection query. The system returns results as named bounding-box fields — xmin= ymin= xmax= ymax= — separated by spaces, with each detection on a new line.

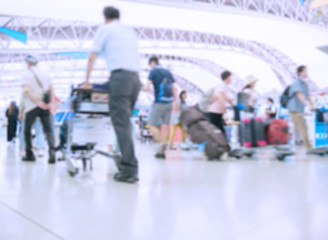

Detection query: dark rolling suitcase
xmin=181 ymin=108 xmax=230 ymax=160
xmin=242 ymin=117 xmax=267 ymax=148
xmin=180 ymin=107 xmax=206 ymax=127
xmin=188 ymin=120 xmax=230 ymax=160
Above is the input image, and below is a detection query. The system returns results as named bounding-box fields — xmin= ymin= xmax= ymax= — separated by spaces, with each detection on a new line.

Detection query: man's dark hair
xmin=103 ymin=7 xmax=120 ymax=20
xmin=149 ymin=56 xmax=159 ymax=65
xmin=221 ymin=71 xmax=232 ymax=81
xmin=297 ymin=65 xmax=306 ymax=76
xmin=268 ymin=98 xmax=274 ymax=103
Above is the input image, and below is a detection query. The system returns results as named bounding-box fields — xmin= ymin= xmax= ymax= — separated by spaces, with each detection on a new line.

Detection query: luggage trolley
xmin=65 ymin=88 xmax=116 ymax=177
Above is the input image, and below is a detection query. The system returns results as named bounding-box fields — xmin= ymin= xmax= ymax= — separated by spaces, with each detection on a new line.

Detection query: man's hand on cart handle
xmin=80 ymin=82 xmax=93 ymax=90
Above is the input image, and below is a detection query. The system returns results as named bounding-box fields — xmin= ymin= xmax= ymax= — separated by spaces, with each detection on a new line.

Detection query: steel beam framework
xmin=0 ymin=15 xmax=319 ymax=91
xmin=126 ymin=0 xmax=328 ymax=28
xmin=0 ymin=52 xmax=249 ymax=95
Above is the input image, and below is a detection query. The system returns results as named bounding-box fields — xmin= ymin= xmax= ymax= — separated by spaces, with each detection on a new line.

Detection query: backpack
xmin=198 ymin=88 xmax=214 ymax=112
xmin=156 ymin=69 xmax=174 ymax=103
xmin=280 ymin=86 xmax=294 ymax=108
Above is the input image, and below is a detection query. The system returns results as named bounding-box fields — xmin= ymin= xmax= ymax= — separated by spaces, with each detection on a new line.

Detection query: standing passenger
xmin=266 ymin=98 xmax=277 ymax=119
xmin=6 ymin=101 xmax=19 ymax=143
xmin=81 ymin=6 xmax=141 ymax=183
xmin=21 ymin=55 xmax=56 ymax=163
xmin=169 ymin=90 xmax=187 ymax=149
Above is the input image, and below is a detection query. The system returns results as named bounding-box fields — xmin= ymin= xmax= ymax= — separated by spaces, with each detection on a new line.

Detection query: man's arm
xmin=55 ymin=97 xmax=62 ymax=112
xmin=142 ymin=80 xmax=153 ymax=92
xmin=23 ymin=85 xmax=48 ymax=110
xmin=81 ymin=52 xmax=98 ymax=89
xmin=50 ymin=85 xmax=55 ymax=105
xmin=296 ymin=92 xmax=308 ymax=106
xmin=221 ymin=89 xmax=234 ymax=106
xmin=308 ymin=96 xmax=314 ymax=109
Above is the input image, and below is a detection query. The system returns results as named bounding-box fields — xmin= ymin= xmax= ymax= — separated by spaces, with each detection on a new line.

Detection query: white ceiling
xmin=1 ymin=0 xmax=328 ymax=90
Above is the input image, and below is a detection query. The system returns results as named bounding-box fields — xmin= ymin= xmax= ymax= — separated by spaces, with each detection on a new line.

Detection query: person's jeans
xmin=19 ymin=119 xmax=45 ymax=151
xmin=109 ymin=70 xmax=141 ymax=176
xmin=290 ymin=112 xmax=312 ymax=150
xmin=24 ymin=108 xmax=55 ymax=157
xmin=19 ymin=120 xmax=25 ymax=151
xmin=33 ymin=118 xmax=45 ymax=149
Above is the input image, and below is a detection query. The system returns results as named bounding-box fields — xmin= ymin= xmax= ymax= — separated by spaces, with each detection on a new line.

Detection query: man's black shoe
xmin=22 ymin=155 xmax=36 ymax=162
xmin=48 ymin=158 xmax=56 ymax=164
xmin=155 ymin=153 xmax=165 ymax=159
xmin=114 ymin=172 xmax=139 ymax=184
xmin=48 ymin=153 xmax=56 ymax=164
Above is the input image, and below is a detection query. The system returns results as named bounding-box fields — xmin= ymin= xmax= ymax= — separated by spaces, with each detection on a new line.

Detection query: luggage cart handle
xmin=70 ymin=88 xmax=108 ymax=96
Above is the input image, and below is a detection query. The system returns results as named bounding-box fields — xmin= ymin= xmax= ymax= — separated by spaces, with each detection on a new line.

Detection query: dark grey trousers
xmin=25 ymin=107 xmax=55 ymax=157
xmin=109 ymin=70 xmax=141 ymax=176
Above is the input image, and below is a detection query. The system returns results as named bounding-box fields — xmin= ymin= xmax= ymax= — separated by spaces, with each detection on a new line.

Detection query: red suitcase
xmin=266 ymin=119 xmax=289 ymax=145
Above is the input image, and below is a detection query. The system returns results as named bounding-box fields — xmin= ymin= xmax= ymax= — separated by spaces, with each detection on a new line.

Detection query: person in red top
xmin=50 ymin=95 xmax=62 ymax=137
xmin=207 ymin=71 xmax=234 ymax=135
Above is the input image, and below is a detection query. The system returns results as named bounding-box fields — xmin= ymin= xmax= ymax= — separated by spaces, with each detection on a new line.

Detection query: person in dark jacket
xmin=6 ymin=101 xmax=19 ymax=142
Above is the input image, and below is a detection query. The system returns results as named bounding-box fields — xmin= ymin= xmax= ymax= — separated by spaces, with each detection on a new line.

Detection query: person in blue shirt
xmin=143 ymin=56 xmax=176 ymax=159
xmin=287 ymin=65 xmax=314 ymax=151
xmin=81 ymin=6 xmax=141 ymax=183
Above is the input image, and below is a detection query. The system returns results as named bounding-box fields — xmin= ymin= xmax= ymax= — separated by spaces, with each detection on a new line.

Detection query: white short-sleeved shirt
xmin=91 ymin=20 xmax=140 ymax=72
xmin=22 ymin=66 xmax=52 ymax=113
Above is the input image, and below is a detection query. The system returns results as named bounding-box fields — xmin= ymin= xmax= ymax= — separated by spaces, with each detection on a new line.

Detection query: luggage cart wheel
xmin=68 ymin=168 xmax=79 ymax=177
xmin=276 ymin=154 xmax=288 ymax=161
xmin=277 ymin=155 xmax=284 ymax=161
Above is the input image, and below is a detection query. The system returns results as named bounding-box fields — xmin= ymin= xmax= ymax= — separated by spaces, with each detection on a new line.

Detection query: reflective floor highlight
xmin=1 ymin=138 xmax=328 ymax=240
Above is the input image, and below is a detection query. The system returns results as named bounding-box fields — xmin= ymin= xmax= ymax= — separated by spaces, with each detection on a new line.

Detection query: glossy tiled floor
xmin=1 ymin=130 xmax=328 ymax=240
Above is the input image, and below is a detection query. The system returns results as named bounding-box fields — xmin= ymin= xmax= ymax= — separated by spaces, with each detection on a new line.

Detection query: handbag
xmin=29 ymin=69 xmax=51 ymax=104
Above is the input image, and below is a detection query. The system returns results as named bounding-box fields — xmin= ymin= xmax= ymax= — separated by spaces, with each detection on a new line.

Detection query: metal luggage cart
xmin=65 ymin=88 xmax=117 ymax=177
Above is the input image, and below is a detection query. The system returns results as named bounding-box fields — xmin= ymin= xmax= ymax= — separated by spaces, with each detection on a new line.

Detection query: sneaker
xmin=22 ymin=154 xmax=36 ymax=162
xmin=114 ymin=172 xmax=139 ymax=184
xmin=155 ymin=152 xmax=166 ymax=159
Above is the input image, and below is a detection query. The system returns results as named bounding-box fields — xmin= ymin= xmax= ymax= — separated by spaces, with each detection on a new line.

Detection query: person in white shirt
xmin=21 ymin=55 xmax=56 ymax=163
xmin=81 ymin=6 xmax=141 ymax=183
xmin=266 ymin=98 xmax=277 ymax=119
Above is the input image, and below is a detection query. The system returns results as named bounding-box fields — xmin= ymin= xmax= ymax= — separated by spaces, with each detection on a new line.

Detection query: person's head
xmin=103 ymin=6 xmax=120 ymax=23
xmin=297 ymin=65 xmax=307 ymax=79
xmin=149 ymin=56 xmax=159 ymax=69
xmin=180 ymin=90 xmax=187 ymax=102
xmin=267 ymin=98 xmax=274 ymax=105
xmin=243 ymin=75 xmax=258 ymax=90
xmin=221 ymin=70 xmax=232 ymax=85
xmin=10 ymin=101 xmax=16 ymax=108
xmin=8 ymin=101 xmax=16 ymax=114
xmin=25 ymin=55 xmax=38 ymax=68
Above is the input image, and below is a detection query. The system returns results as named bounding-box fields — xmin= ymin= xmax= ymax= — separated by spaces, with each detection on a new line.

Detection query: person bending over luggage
xmin=287 ymin=65 xmax=313 ymax=152
xmin=266 ymin=98 xmax=277 ymax=119
xmin=207 ymin=71 xmax=234 ymax=136
xmin=169 ymin=90 xmax=188 ymax=149
xmin=81 ymin=6 xmax=141 ymax=183
xmin=241 ymin=75 xmax=258 ymax=113
xmin=142 ymin=56 xmax=177 ymax=159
